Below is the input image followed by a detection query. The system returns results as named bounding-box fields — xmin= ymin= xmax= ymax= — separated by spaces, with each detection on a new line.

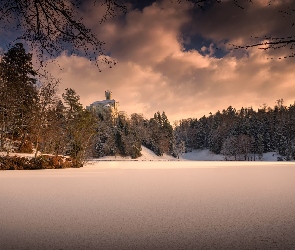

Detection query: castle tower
xmin=105 ymin=90 xmax=112 ymax=100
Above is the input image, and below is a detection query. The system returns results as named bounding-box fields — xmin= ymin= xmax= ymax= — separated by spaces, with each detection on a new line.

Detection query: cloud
xmin=45 ymin=0 xmax=295 ymax=122
xmin=188 ymin=0 xmax=295 ymax=52
xmin=85 ymin=0 xmax=192 ymax=65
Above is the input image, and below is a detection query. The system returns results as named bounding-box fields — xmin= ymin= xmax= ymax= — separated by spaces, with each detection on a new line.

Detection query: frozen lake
xmin=1 ymin=161 xmax=295 ymax=249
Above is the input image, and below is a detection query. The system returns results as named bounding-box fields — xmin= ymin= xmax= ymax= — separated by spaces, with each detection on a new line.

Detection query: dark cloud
xmin=128 ymin=0 xmax=157 ymax=11
xmin=188 ymin=0 xmax=295 ymax=55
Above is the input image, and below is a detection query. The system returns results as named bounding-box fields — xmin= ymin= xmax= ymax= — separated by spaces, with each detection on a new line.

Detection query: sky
xmin=2 ymin=0 xmax=295 ymax=122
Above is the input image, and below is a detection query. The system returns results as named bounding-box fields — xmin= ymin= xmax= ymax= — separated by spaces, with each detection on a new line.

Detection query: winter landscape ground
xmin=0 ymin=145 xmax=285 ymax=163
xmin=1 ymin=147 xmax=295 ymax=249
xmin=89 ymin=146 xmax=284 ymax=162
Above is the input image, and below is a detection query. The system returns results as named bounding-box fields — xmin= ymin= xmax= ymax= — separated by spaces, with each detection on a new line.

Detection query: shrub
xmin=0 ymin=155 xmax=80 ymax=170
xmin=0 ymin=156 xmax=30 ymax=170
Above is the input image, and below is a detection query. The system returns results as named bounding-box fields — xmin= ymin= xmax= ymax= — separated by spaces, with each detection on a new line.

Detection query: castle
xmin=87 ymin=90 xmax=119 ymax=119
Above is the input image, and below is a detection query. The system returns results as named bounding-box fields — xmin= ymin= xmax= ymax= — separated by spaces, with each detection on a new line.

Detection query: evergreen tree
xmin=0 ymin=43 xmax=38 ymax=153
xmin=62 ymin=88 xmax=83 ymax=114
xmin=62 ymin=88 xmax=97 ymax=166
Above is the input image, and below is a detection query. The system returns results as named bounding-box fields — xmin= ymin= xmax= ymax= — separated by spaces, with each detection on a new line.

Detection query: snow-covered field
xmin=89 ymin=146 xmax=176 ymax=161
xmin=1 ymin=161 xmax=295 ymax=249
xmin=88 ymin=146 xmax=285 ymax=162
xmin=0 ymin=145 xmax=287 ymax=162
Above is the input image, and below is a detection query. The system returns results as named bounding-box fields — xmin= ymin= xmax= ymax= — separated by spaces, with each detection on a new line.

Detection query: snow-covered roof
xmin=91 ymin=99 xmax=115 ymax=106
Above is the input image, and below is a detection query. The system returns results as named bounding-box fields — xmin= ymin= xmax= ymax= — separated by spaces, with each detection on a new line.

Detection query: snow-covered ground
xmin=262 ymin=151 xmax=283 ymax=161
xmin=0 ymin=149 xmax=42 ymax=158
xmin=0 ymin=145 xmax=289 ymax=162
xmin=1 ymin=162 xmax=295 ymax=249
xmin=88 ymin=146 xmax=288 ymax=162
xmin=94 ymin=146 xmax=176 ymax=161
xmin=0 ymin=151 xmax=36 ymax=158
xmin=181 ymin=149 xmax=225 ymax=161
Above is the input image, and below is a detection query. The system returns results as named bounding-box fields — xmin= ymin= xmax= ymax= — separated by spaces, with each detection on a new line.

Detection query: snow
xmin=180 ymin=149 xmax=225 ymax=161
xmin=0 ymin=152 xmax=35 ymax=158
xmin=0 ymin=146 xmax=292 ymax=165
xmin=1 ymin=162 xmax=295 ymax=249
xmin=88 ymin=146 xmax=289 ymax=162
xmin=261 ymin=151 xmax=282 ymax=161
xmin=0 ymin=146 xmax=291 ymax=163
xmin=138 ymin=146 xmax=175 ymax=160
xmin=90 ymin=146 xmax=176 ymax=162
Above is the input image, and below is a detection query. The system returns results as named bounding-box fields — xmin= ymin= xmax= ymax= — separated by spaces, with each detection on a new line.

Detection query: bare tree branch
xmin=0 ymin=0 xmax=124 ymax=69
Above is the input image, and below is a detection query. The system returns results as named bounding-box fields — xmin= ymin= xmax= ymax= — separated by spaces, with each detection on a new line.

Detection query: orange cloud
xmin=45 ymin=0 xmax=295 ymax=122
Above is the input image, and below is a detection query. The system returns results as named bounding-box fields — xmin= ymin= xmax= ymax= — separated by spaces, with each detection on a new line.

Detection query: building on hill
xmin=87 ymin=90 xmax=119 ymax=120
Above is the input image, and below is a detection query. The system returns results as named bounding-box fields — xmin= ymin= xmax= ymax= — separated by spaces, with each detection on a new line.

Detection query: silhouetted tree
xmin=0 ymin=0 xmax=124 ymax=67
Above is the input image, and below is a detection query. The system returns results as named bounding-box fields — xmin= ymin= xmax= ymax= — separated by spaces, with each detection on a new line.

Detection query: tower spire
xmin=105 ymin=90 xmax=112 ymax=100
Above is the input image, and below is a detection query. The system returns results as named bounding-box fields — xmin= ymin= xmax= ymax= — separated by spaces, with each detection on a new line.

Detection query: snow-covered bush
xmin=0 ymin=155 xmax=77 ymax=170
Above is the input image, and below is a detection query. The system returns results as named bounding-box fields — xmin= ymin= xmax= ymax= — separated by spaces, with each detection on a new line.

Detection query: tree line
xmin=174 ymin=100 xmax=295 ymax=161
